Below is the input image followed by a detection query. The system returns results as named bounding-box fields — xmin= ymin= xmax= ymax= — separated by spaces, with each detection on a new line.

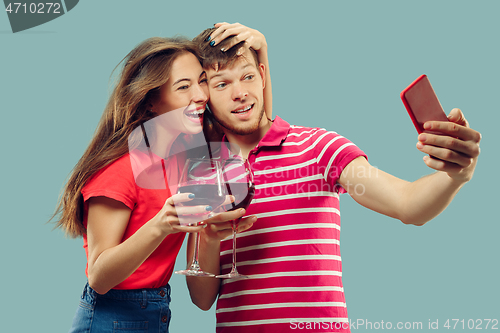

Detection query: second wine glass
xmin=216 ymin=157 xmax=255 ymax=279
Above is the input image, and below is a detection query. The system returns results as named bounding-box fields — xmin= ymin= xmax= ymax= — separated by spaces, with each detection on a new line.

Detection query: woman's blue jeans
xmin=68 ymin=282 xmax=172 ymax=333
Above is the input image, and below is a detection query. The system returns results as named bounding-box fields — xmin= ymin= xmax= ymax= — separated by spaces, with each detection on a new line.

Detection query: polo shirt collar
xmin=257 ymin=116 xmax=290 ymax=147
xmin=220 ymin=116 xmax=290 ymax=159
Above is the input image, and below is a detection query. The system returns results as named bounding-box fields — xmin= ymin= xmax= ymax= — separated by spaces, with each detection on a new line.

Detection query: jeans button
xmin=162 ymin=315 xmax=168 ymax=323
xmin=159 ymin=290 xmax=166 ymax=297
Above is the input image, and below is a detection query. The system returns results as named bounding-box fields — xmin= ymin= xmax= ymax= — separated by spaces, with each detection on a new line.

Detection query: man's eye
xmin=215 ymin=83 xmax=226 ymax=89
xmin=178 ymin=85 xmax=189 ymax=90
xmin=244 ymin=75 xmax=254 ymax=80
xmin=200 ymin=78 xmax=208 ymax=84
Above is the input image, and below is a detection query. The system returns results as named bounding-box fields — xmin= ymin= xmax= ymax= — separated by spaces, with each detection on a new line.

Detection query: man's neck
xmin=224 ymin=117 xmax=272 ymax=159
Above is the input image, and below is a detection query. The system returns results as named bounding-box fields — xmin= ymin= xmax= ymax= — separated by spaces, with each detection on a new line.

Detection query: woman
xmin=53 ymin=23 xmax=270 ymax=332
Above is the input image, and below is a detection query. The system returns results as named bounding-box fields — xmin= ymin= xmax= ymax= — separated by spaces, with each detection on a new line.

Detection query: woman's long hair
xmin=52 ymin=37 xmax=200 ymax=238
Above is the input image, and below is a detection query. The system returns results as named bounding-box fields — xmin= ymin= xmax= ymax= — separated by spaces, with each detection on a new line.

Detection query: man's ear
xmin=259 ymin=63 xmax=266 ymax=89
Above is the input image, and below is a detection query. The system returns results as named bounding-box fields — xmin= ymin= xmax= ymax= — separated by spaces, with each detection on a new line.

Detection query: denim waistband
xmin=84 ymin=282 xmax=171 ymax=302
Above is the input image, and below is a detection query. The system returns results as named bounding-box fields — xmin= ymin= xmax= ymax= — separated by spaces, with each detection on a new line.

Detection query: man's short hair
xmin=193 ymin=27 xmax=260 ymax=71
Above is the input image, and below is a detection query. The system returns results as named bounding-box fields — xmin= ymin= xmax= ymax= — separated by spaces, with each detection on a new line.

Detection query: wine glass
xmin=174 ymin=158 xmax=226 ymax=277
xmin=216 ymin=157 xmax=255 ymax=279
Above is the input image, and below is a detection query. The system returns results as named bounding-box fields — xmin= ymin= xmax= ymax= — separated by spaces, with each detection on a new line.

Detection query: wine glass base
xmin=174 ymin=269 xmax=215 ymax=277
xmin=215 ymin=272 xmax=249 ymax=279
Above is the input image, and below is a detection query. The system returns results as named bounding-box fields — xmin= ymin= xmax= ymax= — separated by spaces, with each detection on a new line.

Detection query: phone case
xmin=400 ymin=74 xmax=449 ymax=134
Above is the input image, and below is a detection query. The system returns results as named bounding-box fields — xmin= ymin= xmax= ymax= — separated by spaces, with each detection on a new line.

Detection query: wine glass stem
xmin=190 ymin=232 xmax=201 ymax=271
xmin=230 ymin=219 xmax=239 ymax=274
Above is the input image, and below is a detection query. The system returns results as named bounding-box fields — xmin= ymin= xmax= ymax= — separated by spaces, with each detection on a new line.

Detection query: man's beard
xmin=213 ymin=106 xmax=265 ymax=136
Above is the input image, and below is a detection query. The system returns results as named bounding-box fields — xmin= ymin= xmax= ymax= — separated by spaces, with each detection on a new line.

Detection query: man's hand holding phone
xmin=416 ymin=108 xmax=481 ymax=182
xmin=401 ymin=75 xmax=481 ymax=183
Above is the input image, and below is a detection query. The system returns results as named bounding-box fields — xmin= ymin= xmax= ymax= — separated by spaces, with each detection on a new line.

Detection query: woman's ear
xmin=146 ymin=89 xmax=159 ymax=113
xmin=146 ymin=101 xmax=155 ymax=114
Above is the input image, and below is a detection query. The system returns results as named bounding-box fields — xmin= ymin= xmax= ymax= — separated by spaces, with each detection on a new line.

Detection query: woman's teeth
xmin=186 ymin=109 xmax=204 ymax=118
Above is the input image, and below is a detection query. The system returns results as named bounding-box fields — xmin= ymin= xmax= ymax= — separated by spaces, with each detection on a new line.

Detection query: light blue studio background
xmin=1 ymin=0 xmax=499 ymax=332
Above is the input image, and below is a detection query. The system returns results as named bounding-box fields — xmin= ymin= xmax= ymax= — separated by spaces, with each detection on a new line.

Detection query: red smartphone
xmin=401 ymin=74 xmax=449 ymax=134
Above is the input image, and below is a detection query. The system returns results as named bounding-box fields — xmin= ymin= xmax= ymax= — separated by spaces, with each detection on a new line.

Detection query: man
xmin=186 ymin=23 xmax=481 ymax=332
